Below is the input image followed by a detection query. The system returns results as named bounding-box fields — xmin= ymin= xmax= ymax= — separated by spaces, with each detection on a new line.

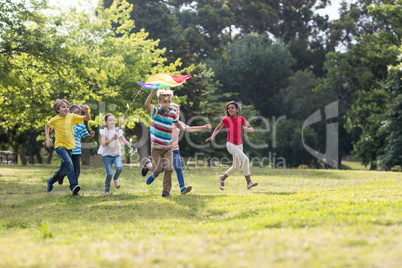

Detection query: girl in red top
xmin=206 ymin=101 xmax=258 ymax=190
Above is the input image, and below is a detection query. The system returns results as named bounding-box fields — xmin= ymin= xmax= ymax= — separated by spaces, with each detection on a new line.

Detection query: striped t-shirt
xmin=150 ymin=107 xmax=178 ymax=147
xmin=72 ymin=123 xmax=90 ymax=155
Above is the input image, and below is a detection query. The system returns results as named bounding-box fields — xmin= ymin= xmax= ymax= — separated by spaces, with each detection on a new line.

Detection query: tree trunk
xmin=20 ymin=154 xmax=27 ymax=165
xmin=36 ymin=152 xmax=43 ymax=164
xmin=13 ymin=144 xmax=18 ymax=164
xmin=133 ymin=122 xmax=149 ymax=166
xmin=47 ymin=148 xmax=54 ymax=164
xmin=29 ymin=154 xmax=34 ymax=164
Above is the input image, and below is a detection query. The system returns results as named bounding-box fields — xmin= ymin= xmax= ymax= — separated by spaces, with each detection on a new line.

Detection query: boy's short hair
xmin=157 ymin=89 xmax=174 ymax=101
xmin=53 ymin=99 xmax=70 ymax=114
xmin=69 ymin=104 xmax=82 ymax=113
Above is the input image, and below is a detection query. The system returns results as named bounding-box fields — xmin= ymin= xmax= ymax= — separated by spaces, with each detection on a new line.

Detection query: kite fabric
xmin=137 ymin=73 xmax=192 ymax=89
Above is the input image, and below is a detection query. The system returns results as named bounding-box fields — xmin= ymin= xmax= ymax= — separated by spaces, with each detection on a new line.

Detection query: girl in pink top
xmin=206 ymin=101 xmax=258 ymax=190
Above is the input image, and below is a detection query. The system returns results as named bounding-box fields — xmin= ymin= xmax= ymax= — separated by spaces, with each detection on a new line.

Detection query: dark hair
xmin=53 ymin=99 xmax=69 ymax=114
xmin=104 ymin=113 xmax=114 ymax=122
xmin=224 ymin=101 xmax=241 ymax=116
xmin=69 ymin=104 xmax=82 ymax=113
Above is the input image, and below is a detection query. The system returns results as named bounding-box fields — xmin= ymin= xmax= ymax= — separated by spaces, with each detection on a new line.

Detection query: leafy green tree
xmin=322 ymin=0 xmax=402 ymax=168
xmin=0 ymin=0 xmax=184 ymax=163
xmin=206 ymin=33 xmax=295 ymax=118
xmin=378 ymin=46 xmax=402 ymax=169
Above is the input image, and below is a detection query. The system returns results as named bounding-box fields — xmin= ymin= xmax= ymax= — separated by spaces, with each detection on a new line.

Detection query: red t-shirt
xmin=222 ymin=116 xmax=245 ymax=145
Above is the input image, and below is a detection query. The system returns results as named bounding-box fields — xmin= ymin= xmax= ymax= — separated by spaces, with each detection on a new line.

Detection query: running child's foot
xmin=104 ymin=191 xmax=109 ymax=195
xmin=219 ymin=175 xmax=225 ymax=190
xmin=161 ymin=192 xmax=171 ymax=198
xmin=47 ymin=179 xmax=53 ymax=195
xmin=72 ymin=185 xmax=81 ymax=195
xmin=141 ymin=159 xmax=151 ymax=176
xmin=181 ymin=185 xmax=192 ymax=195
xmin=146 ymin=173 xmax=157 ymax=185
xmin=114 ymin=179 xmax=121 ymax=189
xmin=58 ymin=177 xmax=64 ymax=185
xmin=247 ymin=181 xmax=258 ymax=189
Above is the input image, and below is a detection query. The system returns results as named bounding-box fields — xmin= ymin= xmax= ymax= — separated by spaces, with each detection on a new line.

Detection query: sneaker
xmin=58 ymin=177 xmax=64 ymax=185
xmin=141 ymin=159 xmax=151 ymax=176
xmin=104 ymin=192 xmax=109 ymax=195
xmin=180 ymin=185 xmax=192 ymax=195
xmin=72 ymin=185 xmax=81 ymax=195
xmin=161 ymin=192 xmax=171 ymax=198
xmin=47 ymin=179 xmax=53 ymax=195
xmin=146 ymin=173 xmax=157 ymax=185
xmin=113 ymin=179 xmax=121 ymax=189
xmin=247 ymin=181 xmax=258 ymax=189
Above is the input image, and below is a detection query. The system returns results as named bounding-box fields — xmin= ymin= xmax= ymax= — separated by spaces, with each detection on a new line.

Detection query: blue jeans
xmin=49 ymin=147 xmax=78 ymax=191
xmin=103 ymin=155 xmax=123 ymax=192
xmin=59 ymin=154 xmax=81 ymax=183
xmin=173 ymin=150 xmax=185 ymax=188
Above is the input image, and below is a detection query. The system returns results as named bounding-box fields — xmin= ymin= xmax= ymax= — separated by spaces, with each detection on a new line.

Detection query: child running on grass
xmin=45 ymin=99 xmax=91 ymax=196
xmin=206 ymin=101 xmax=258 ymax=190
xmin=99 ymin=113 xmax=132 ymax=195
xmin=142 ymin=103 xmax=212 ymax=194
xmin=58 ymin=105 xmax=95 ymax=186
xmin=142 ymin=89 xmax=185 ymax=197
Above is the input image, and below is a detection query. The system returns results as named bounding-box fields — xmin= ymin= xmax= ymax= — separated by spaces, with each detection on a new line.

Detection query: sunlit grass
xmin=0 ymin=164 xmax=401 ymax=267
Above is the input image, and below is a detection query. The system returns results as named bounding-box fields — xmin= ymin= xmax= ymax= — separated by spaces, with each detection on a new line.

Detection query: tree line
xmin=0 ymin=0 xmax=401 ymax=169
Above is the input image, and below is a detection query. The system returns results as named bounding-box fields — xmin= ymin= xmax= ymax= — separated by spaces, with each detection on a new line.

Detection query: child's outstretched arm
xmin=243 ymin=119 xmax=254 ymax=133
xmin=206 ymin=121 xmax=224 ymax=142
xmin=145 ymin=89 xmax=157 ymax=112
xmin=119 ymin=135 xmax=132 ymax=147
xmin=82 ymin=105 xmax=91 ymax=121
xmin=181 ymin=121 xmax=212 ymax=133
xmin=45 ymin=123 xmax=52 ymax=148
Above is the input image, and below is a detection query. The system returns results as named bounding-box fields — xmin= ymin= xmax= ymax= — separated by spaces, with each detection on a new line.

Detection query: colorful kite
xmin=137 ymin=73 xmax=192 ymax=89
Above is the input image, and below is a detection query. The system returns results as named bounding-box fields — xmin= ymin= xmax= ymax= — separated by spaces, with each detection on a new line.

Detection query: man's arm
xmin=145 ymin=89 xmax=157 ymax=112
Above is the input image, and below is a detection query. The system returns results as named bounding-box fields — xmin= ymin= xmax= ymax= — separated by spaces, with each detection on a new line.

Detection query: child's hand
xmin=82 ymin=105 xmax=89 ymax=113
xmin=90 ymin=131 xmax=95 ymax=138
xmin=46 ymin=138 xmax=53 ymax=148
xmin=113 ymin=133 xmax=119 ymax=140
xmin=206 ymin=137 xmax=213 ymax=142
xmin=205 ymin=124 xmax=212 ymax=129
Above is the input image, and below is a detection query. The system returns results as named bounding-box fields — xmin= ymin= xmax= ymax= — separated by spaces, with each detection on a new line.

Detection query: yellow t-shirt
xmin=48 ymin=113 xmax=84 ymax=150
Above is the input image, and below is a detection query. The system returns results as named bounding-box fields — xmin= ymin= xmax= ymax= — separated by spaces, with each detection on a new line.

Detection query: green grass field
xmin=0 ymin=163 xmax=401 ymax=267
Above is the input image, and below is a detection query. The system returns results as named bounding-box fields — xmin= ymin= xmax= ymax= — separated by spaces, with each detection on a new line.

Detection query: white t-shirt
xmin=98 ymin=128 xmax=123 ymax=156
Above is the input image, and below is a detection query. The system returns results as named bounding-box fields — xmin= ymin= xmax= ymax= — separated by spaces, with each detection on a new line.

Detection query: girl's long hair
xmin=224 ymin=101 xmax=241 ymax=116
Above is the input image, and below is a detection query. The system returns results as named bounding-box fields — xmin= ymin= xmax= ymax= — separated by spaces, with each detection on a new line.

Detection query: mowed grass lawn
xmin=0 ymin=162 xmax=401 ymax=267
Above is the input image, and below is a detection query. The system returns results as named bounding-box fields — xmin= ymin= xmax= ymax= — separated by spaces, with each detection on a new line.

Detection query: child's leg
xmin=150 ymin=146 xmax=164 ymax=176
xmin=173 ymin=150 xmax=185 ymax=188
xmin=55 ymin=147 xmax=78 ymax=191
xmin=112 ymin=155 xmax=123 ymax=180
xmin=103 ymin=156 xmax=114 ymax=193
xmin=225 ymin=142 xmax=242 ymax=177
xmin=161 ymin=148 xmax=173 ymax=194
xmin=71 ymin=154 xmax=81 ymax=184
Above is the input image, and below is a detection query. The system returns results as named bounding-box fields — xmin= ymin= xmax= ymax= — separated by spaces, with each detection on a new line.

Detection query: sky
xmin=47 ymin=0 xmax=344 ymax=21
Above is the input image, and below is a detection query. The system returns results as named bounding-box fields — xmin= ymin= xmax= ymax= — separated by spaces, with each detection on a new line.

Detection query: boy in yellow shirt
xmin=45 ymin=99 xmax=91 ymax=195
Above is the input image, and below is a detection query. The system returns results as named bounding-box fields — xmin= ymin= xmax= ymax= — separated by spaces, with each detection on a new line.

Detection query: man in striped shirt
xmin=143 ymin=89 xmax=185 ymax=197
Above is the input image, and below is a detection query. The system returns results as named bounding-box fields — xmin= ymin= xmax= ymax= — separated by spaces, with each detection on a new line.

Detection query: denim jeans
xmin=49 ymin=147 xmax=78 ymax=191
xmin=59 ymin=154 xmax=81 ymax=184
xmin=173 ymin=150 xmax=185 ymax=188
xmin=103 ymin=155 xmax=123 ymax=192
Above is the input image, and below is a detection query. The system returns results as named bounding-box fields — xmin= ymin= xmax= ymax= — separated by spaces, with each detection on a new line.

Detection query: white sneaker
xmin=104 ymin=192 xmax=109 ymax=195
xmin=247 ymin=181 xmax=258 ymax=189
